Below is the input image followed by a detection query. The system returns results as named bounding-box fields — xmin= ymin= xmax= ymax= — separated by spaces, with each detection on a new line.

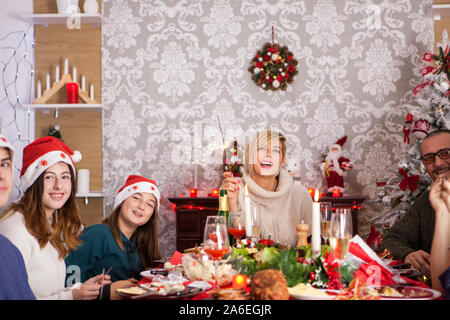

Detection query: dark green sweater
xmin=380 ymin=190 xmax=435 ymax=261
xmin=65 ymin=224 xmax=142 ymax=284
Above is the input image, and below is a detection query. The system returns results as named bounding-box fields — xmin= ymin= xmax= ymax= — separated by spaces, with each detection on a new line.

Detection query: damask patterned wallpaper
xmin=101 ymin=0 xmax=433 ymax=257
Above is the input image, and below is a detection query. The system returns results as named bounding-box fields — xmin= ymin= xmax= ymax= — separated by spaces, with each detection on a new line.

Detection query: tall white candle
xmin=64 ymin=58 xmax=69 ymax=75
xmin=55 ymin=65 xmax=60 ymax=82
xmin=37 ymin=80 xmax=42 ymax=98
xmin=81 ymin=76 xmax=86 ymax=91
xmin=244 ymin=184 xmax=252 ymax=238
xmin=46 ymin=73 xmax=50 ymax=90
xmin=90 ymin=84 xmax=94 ymax=100
xmin=77 ymin=169 xmax=90 ymax=194
xmin=312 ymin=189 xmax=321 ymax=257
xmin=72 ymin=67 xmax=77 ymax=83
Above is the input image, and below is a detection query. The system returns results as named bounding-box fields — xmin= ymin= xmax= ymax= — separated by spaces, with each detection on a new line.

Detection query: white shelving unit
xmin=432 ymin=4 xmax=450 ymax=21
xmin=22 ymin=103 xmax=102 ymax=111
xmin=76 ymin=191 xmax=103 ymax=205
xmin=22 ymin=13 xmax=102 ymax=26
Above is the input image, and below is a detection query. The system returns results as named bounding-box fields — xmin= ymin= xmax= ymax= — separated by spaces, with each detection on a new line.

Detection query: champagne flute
xmin=330 ymin=208 xmax=352 ymax=288
xmin=227 ymin=212 xmax=246 ymax=242
xmin=320 ymin=202 xmax=332 ymax=245
xmin=250 ymin=205 xmax=260 ymax=242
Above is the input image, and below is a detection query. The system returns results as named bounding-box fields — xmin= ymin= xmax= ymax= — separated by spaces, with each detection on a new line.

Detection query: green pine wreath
xmin=248 ymin=42 xmax=298 ymax=91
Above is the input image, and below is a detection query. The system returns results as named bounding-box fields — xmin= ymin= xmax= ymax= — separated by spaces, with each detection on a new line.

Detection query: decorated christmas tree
xmin=371 ymin=30 xmax=450 ymax=233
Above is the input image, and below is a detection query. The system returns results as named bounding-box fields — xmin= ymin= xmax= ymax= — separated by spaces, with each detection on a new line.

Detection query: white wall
xmin=0 ymin=0 xmax=35 ymax=208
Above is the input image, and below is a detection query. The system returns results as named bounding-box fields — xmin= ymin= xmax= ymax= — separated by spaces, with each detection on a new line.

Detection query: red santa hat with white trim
xmin=330 ymin=136 xmax=347 ymax=153
xmin=0 ymin=135 xmax=15 ymax=161
xmin=20 ymin=136 xmax=82 ymax=192
xmin=113 ymin=175 xmax=161 ymax=211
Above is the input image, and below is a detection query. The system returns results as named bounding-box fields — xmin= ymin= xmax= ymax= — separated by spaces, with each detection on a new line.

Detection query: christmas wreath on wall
xmin=248 ymin=42 xmax=298 ymax=91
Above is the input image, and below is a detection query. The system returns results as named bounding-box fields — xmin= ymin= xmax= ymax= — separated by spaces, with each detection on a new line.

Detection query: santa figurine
xmin=319 ymin=136 xmax=354 ymax=194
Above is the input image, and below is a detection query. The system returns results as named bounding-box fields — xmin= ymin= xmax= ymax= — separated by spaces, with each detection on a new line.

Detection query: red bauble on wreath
xmin=248 ymin=41 xmax=298 ymax=91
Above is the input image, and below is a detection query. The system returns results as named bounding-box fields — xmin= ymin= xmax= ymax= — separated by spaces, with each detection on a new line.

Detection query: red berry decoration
xmin=248 ymin=42 xmax=298 ymax=91
xmin=309 ymin=272 xmax=316 ymax=280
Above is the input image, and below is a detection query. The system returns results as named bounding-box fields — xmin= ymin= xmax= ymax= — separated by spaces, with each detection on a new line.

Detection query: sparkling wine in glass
xmin=320 ymin=202 xmax=332 ymax=245
xmin=330 ymin=208 xmax=352 ymax=287
xmin=227 ymin=212 xmax=246 ymax=242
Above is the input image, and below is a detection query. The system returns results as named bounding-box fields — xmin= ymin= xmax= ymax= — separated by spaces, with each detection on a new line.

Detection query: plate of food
xmin=116 ymin=283 xmax=204 ymax=300
xmin=140 ymin=268 xmax=169 ymax=280
xmin=288 ymin=283 xmax=339 ymax=300
xmin=377 ymin=285 xmax=441 ymax=300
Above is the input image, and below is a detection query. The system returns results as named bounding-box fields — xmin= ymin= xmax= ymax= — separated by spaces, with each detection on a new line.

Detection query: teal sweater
xmin=380 ymin=190 xmax=435 ymax=261
xmin=65 ymin=224 xmax=142 ymax=284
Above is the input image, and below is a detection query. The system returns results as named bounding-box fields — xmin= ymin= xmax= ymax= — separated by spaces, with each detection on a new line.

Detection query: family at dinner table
xmin=0 ymin=129 xmax=449 ymax=300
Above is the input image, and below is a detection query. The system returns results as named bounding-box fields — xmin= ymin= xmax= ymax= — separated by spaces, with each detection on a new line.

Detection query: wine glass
xmin=329 ymin=208 xmax=353 ymax=288
xmin=227 ymin=212 xmax=246 ymax=243
xmin=320 ymin=202 xmax=332 ymax=245
xmin=203 ymin=216 xmax=230 ymax=261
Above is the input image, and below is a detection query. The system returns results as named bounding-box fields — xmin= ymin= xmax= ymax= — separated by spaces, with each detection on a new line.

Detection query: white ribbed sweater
xmin=237 ymin=169 xmax=313 ymax=247
xmin=0 ymin=212 xmax=77 ymax=300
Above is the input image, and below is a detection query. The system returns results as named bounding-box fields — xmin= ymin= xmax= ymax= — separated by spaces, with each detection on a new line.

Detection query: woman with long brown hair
xmin=65 ymin=175 xmax=161 ymax=300
xmin=0 ymin=136 xmax=110 ymax=300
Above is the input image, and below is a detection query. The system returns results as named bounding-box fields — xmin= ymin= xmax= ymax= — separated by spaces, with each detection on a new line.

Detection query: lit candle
xmin=81 ymin=76 xmax=86 ymax=91
xmin=244 ymin=184 xmax=252 ymax=238
xmin=46 ymin=73 xmax=50 ymax=91
xmin=64 ymin=58 xmax=69 ymax=75
xmin=55 ymin=65 xmax=60 ymax=82
xmin=189 ymin=188 xmax=197 ymax=198
xmin=73 ymin=67 xmax=77 ymax=83
xmin=232 ymin=274 xmax=247 ymax=290
xmin=312 ymin=189 xmax=321 ymax=257
xmin=90 ymin=84 xmax=94 ymax=100
xmin=211 ymin=189 xmax=219 ymax=198
xmin=37 ymin=80 xmax=41 ymax=98
xmin=332 ymin=188 xmax=341 ymax=197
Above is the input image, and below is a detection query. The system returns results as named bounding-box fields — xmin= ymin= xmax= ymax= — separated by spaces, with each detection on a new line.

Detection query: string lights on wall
xmin=0 ymin=24 xmax=35 ymax=199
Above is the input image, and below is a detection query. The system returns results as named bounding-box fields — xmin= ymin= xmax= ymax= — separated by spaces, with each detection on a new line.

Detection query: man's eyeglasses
xmin=421 ymin=148 xmax=450 ymax=164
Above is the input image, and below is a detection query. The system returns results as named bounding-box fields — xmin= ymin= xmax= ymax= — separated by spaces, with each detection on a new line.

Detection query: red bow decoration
xmin=398 ymin=168 xmax=419 ymax=192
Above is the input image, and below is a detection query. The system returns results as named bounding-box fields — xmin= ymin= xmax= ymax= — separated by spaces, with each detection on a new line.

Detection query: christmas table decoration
xmin=248 ymin=27 xmax=298 ymax=91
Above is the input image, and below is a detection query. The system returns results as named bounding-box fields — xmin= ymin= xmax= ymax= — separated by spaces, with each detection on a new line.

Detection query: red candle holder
xmin=66 ymin=82 xmax=79 ymax=103
xmin=232 ymin=274 xmax=247 ymax=290
xmin=210 ymin=188 xmax=219 ymax=198
xmin=332 ymin=188 xmax=341 ymax=197
xmin=189 ymin=188 xmax=198 ymax=198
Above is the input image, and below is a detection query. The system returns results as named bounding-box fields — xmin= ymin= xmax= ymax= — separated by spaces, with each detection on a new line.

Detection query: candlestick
xmin=64 ymin=58 xmax=69 ymax=74
xmin=37 ymin=80 xmax=42 ymax=98
xmin=46 ymin=73 xmax=50 ymax=91
xmin=90 ymin=84 xmax=94 ymax=100
xmin=73 ymin=67 xmax=77 ymax=83
xmin=312 ymin=189 xmax=321 ymax=257
xmin=81 ymin=76 xmax=86 ymax=91
xmin=55 ymin=65 xmax=60 ymax=83
xmin=244 ymin=184 xmax=252 ymax=238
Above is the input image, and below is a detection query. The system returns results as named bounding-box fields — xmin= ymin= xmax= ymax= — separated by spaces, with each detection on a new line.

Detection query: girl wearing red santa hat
xmin=65 ymin=175 xmax=161 ymax=300
xmin=0 ymin=136 xmax=111 ymax=300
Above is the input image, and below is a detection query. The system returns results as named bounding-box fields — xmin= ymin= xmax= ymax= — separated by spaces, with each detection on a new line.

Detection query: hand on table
xmin=72 ymin=274 xmax=111 ymax=300
xmin=110 ymin=278 xmax=138 ymax=300
xmin=404 ymin=250 xmax=431 ymax=278
xmin=221 ymin=171 xmax=240 ymax=212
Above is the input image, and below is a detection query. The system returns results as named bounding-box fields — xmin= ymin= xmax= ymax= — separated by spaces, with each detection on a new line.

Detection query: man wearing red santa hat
xmin=320 ymin=136 xmax=354 ymax=194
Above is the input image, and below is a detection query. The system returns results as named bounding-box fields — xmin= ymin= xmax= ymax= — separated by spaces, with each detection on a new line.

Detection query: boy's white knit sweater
xmin=0 ymin=212 xmax=80 ymax=300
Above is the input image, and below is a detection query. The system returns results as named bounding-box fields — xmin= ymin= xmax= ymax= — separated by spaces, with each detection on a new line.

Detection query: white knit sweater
xmin=237 ymin=169 xmax=313 ymax=247
xmin=0 ymin=212 xmax=79 ymax=300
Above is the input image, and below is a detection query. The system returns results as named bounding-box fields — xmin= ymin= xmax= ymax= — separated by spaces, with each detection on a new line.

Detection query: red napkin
xmin=351 ymin=261 xmax=397 ymax=287
xmin=169 ymin=250 xmax=184 ymax=265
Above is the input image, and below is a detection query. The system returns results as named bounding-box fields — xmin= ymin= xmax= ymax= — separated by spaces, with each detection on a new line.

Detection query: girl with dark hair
xmin=65 ymin=175 xmax=161 ymax=300
xmin=0 ymin=136 xmax=110 ymax=300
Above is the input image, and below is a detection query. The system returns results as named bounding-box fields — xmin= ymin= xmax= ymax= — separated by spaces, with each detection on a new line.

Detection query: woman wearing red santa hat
xmin=0 ymin=136 xmax=111 ymax=300
xmin=65 ymin=175 xmax=162 ymax=300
